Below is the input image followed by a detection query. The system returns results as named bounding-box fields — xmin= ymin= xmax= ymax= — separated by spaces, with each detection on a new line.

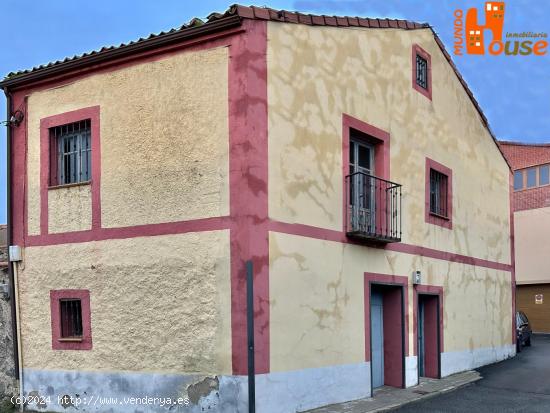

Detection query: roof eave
xmin=0 ymin=14 xmax=242 ymax=90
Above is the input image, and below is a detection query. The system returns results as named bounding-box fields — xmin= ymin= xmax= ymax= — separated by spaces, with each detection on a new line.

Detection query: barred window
xmin=60 ymin=299 xmax=83 ymax=339
xmin=50 ymin=120 xmax=91 ymax=185
xmin=429 ymin=169 xmax=449 ymax=218
xmin=416 ymin=54 xmax=428 ymax=90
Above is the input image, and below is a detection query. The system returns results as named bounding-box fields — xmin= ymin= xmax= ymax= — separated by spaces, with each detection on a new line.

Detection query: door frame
xmin=364 ymin=273 xmax=409 ymax=394
xmin=414 ymin=285 xmax=444 ymax=381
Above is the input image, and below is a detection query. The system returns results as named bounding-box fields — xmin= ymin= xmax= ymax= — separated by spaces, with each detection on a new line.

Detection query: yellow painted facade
xmin=19 ymin=46 xmax=233 ymax=376
xmin=12 ymin=17 xmax=514 ymax=408
xmin=267 ymin=23 xmax=510 ymax=263
xmin=19 ymin=230 xmax=232 ymax=374
xmin=266 ymin=22 xmax=512 ymax=370
xmin=514 ymin=206 xmax=550 ymax=284
xmin=26 ymin=46 xmax=229 ymax=234
xmin=269 ymin=232 xmax=512 ymax=372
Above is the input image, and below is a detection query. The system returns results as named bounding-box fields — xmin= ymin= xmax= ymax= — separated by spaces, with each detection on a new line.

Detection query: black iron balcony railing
xmin=345 ymin=172 xmax=402 ymax=243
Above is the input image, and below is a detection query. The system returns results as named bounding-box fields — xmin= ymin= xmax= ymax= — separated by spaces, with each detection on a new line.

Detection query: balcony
xmin=345 ymin=172 xmax=402 ymax=243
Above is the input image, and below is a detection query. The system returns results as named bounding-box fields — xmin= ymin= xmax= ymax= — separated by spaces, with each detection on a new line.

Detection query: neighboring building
xmin=500 ymin=141 xmax=550 ymax=333
xmin=2 ymin=5 xmax=514 ymax=413
xmin=0 ymin=225 xmax=17 ymax=404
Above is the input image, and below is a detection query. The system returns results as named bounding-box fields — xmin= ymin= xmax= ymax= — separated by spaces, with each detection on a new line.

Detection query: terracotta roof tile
xmin=310 ymin=15 xmax=325 ymax=25
xmin=297 ymin=13 xmax=313 ymax=25
xmin=368 ymin=18 xmax=380 ymax=28
xmin=252 ymin=6 xmax=270 ymax=20
xmin=336 ymin=16 xmax=349 ymax=26
xmin=348 ymin=17 xmax=360 ymax=27
xmin=324 ymin=16 xmax=338 ymax=26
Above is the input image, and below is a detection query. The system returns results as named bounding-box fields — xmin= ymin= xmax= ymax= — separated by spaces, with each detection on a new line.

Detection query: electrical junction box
xmin=412 ymin=270 xmax=422 ymax=285
xmin=9 ymin=246 xmax=22 ymax=262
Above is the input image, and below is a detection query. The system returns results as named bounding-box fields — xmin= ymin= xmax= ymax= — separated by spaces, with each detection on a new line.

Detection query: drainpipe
xmin=246 ymin=260 xmax=255 ymax=413
xmin=4 ymin=88 xmax=22 ymax=409
xmin=12 ymin=262 xmax=23 ymax=412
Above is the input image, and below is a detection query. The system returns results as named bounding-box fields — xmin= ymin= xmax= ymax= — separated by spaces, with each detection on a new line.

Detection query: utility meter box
xmin=9 ymin=245 xmax=22 ymax=262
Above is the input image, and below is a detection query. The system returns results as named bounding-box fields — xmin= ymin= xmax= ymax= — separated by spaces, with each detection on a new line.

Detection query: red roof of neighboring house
xmin=499 ymin=141 xmax=550 ymax=170
xmin=0 ymin=4 xmax=510 ymax=169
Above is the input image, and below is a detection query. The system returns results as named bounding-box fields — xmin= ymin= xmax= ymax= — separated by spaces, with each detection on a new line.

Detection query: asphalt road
xmin=395 ymin=334 xmax=550 ymax=413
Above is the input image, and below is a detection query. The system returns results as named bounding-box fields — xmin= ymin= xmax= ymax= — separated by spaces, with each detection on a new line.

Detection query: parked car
xmin=516 ymin=311 xmax=532 ymax=352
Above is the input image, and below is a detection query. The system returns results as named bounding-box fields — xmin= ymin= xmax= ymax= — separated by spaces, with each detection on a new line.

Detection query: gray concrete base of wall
xmin=22 ymin=345 xmax=514 ymax=413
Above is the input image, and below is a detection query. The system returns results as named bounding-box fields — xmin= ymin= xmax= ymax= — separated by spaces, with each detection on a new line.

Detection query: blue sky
xmin=1 ymin=0 xmax=549 ymax=224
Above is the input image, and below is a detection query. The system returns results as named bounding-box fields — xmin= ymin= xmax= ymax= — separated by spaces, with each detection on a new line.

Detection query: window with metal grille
xmin=429 ymin=169 xmax=449 ymax=218
xmin=416 ymin=54 xmax=428 ymax=90
xmin=60 ymin=299 xmax=83 ymax=339
xmin=50 ymin=119 xmax=91 ymax=185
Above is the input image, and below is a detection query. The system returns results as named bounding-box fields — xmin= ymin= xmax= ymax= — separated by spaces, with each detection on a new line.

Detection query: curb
xmin=373 ymin=375 xmax=482 ymax=412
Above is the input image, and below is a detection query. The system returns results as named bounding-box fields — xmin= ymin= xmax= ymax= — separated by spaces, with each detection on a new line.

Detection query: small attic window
xmin=416 ymin=54 xmax=428 ymax=89
xmin=412 ymin=44 xmax=432 ymax=100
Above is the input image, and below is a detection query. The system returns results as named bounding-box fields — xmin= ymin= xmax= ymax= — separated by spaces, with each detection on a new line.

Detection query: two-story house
xmin=2 ymin=5 xmax=514 ymax=413
xmin=500 ymin=141 xmax=550 ymax=334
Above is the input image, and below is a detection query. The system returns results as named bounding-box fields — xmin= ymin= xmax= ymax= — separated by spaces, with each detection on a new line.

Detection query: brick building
xmin=500 ymin=141 xmax=550 ymax=333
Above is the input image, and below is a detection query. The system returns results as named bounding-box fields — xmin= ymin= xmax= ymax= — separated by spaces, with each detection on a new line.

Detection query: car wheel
xmin=517 ymin=340 xmax=522 ymax=353
xmin=526 ymin=337 xmax=532 ymax=347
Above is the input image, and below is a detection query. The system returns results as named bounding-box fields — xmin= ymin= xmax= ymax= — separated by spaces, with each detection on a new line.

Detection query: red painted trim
xmin=26 ymin=216 xmax=232 ymax=247
xmin=268 ymin=220 xmax=511 ymax=272
xmin=364 ymin=272 xmax=408 ymax=388
xmin=412 ymin=44 xmax=432 ymax=100
xmin=425 ymin=157 xmax=453 ymax=229
xmin=50 ymin=289 xmax=92 ymax=350
xmin=413 ymin=284 xmax=444 ymax=370
xmin=228 ymin=20 xmax=269 ymax=375
xmin=342 ymin=114 xmax=390 ymax=233
xmin=364 ymin=273 xmax=409 ymax=360
xmin=510 ymin=172 xmax=517 ymax=344
xmin=40 ymin=106 xmax=101 ymax=235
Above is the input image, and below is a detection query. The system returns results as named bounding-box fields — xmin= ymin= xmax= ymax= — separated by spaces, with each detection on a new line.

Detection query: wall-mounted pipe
xmin=246 ymin=260 xmax=255 ymax=413
xmin=4 ymin=88 xmax=21 ymax=406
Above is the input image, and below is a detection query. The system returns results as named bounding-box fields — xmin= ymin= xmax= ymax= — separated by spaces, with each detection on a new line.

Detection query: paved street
xmin=395 ymin=334 xmax=550 ymax=413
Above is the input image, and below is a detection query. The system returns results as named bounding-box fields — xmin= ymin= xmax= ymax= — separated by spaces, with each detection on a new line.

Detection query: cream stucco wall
xmin=269 ymin=231 xmax=512 ymax=372
xmin=515 ymin=206 xmax=550 ymax=284
xmin=48 ymin=185 xmax=92 ymax=233
xmin=18 ymin=230 xmax=232 ymax=374
xmin=26 ymin=46 xmax=229 ymax=234
xmin=267 ymin=23 xmax=511 ymax=264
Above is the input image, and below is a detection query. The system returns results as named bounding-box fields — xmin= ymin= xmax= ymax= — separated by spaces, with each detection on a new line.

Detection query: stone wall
xmin=0 ymin=225 xmax=16 ymax=402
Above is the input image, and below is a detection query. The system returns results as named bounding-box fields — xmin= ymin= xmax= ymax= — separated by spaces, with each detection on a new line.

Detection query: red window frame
xmin=412 ymin=44 xmax=432 ymax=100
xmin=425 ymin=158 xmax=452 ymax=229
xmin=39 ymin=106 xmax=102 ymax=234
xmin=50 ymin=289 xmax=92 ymax=350
xmin=342 ymin=114 xmax=391 ymax=235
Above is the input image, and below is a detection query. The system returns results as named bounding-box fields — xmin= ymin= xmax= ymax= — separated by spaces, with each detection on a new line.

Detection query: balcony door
xmin=350 ymin=140 xmax=375 ymax=233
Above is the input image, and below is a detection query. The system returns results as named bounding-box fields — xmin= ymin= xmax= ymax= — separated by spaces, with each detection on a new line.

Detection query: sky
xmin=0 ymin=0 xmax=549 ymax=224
